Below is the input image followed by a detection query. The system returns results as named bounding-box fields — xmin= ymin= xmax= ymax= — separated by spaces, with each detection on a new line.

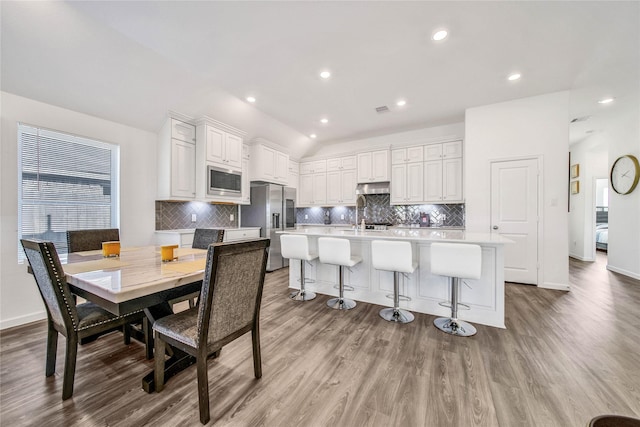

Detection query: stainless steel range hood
xmin=355 ymin=182 xmax=390 ymax=195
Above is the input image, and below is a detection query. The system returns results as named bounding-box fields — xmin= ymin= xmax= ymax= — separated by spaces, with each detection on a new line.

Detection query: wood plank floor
xmin=2 ymin=252 xmax=639 ymax=426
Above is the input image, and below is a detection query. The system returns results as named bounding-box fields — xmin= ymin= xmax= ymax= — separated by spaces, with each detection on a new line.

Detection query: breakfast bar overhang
xmin=280 ymin=228 xmax=513 ymax=328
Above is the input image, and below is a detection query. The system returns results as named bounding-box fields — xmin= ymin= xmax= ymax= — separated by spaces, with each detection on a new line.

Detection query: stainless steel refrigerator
xmin=240 ymin=183 xmax=296 ymax=271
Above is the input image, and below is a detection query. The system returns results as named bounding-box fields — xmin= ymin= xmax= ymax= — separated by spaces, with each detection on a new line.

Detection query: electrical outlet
xmin=305 ymin=214 xmax=308 ymax=219
xmin=191 ymin=214 xmax=196 ymax=222
xmin=341 ymin=214 xmax=345 ymax=220
xmin=230 ymin=214 xmax=234 ymax=221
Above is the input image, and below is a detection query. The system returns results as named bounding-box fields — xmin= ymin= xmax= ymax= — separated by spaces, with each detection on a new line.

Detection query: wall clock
xmin=610 ymin=154 xmax=640 ymax=195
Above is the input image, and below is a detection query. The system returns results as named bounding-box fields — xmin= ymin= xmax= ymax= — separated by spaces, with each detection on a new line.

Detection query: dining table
xmin=63 ymin=245 xmax=208 ymax=393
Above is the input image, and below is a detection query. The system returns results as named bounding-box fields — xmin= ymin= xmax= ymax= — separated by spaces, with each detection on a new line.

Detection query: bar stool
xmin=371 ymin=240 xmax=417 ymax=323
xmin=280 ymin=234 xmax=317 ymax=301
xmin=318 ymin=237 xmax=361 ymax=310
xmin=430 ymin=242 xmax=482 ymax=337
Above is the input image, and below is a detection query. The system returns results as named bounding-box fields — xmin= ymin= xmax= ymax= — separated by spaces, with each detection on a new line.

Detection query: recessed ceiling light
xmin=396 ymin=100 xmax=407 ymax=107
xmin=320 ymin=118 xmax=329 ymax=124
xmin=598 ymin=97 xmax=614 ymax=104
xmin=320 ymin=70 xmax=331 ymax=79
xmin=246 ymin=96 xmax=256 ymax=103
xmin=507 ymin=73 xmax=521 ymax=81
xmin=310 ymin=134 xmax=317 ymax=139
xmin=432 ymin=30 xmax=448 ymax=41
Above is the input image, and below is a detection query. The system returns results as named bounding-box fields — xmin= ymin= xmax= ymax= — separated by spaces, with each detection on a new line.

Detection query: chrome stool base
xmin=290 ymin=290 xmax=316 ymax=301
xmin=327 ymin=297 xmax=356 ymax=310
xmin=379 ymin=307 xmax=414 ymax=323
xmin=434 ymin=317 xmax=477 ymax=337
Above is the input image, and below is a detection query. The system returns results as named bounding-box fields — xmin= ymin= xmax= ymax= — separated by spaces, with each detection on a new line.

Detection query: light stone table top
xmin=65 ymin=246 xmax=208 ymax=304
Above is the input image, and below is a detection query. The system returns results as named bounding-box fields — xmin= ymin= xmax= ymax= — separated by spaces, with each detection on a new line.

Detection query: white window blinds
xmin=18 ymin=124 xmax=119 ymax=260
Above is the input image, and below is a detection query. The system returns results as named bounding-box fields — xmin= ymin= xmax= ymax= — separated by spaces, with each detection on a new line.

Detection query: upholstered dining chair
xmin=192 ymin=228 xmax=225 ymax=249
xmin=153 ymin=238 xmax=270 ymax=425
xmin=21 ymin=239 xmax=146 ymax=400
xmin=66 ymin=228 xmax=149 ymax=352
xmin=66 ymin=228 xmax=120 ymax=253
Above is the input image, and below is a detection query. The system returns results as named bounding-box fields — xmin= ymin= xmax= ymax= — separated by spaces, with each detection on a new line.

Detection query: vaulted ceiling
xmin=2 ymin=1 xmax=638 ymax=158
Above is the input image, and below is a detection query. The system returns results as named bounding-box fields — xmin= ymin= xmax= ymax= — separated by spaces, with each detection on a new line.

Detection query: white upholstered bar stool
xmin=430 ymin=242 xmax=482 ymax=337
xmin=318 ymin=237 xmax=361 ymax=310
xmin=371 ymin=240 xmax=417 ymax=323
xmin=280 ymin=234 xmax=317 ymax=301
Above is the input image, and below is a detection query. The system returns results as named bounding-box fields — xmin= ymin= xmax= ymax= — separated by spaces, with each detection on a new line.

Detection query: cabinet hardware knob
xmin=493 ymin=226 xmax=499 ymax=230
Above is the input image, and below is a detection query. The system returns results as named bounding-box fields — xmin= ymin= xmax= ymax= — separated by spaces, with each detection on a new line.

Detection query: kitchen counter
xmin=279 ymin=228 xmax=510 ymax=328
xmin=295 ymin=223 xmax=465 ymax=231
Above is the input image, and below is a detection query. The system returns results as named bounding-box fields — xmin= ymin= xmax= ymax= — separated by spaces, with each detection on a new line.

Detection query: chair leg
xmin=252 ymin=326 xmax=262 ymax=379
xmin=62 ymin=335 xmax=78 ymax=400
xmin=154 ymin=332 xmax=166 ymax=392
xmin=45 ymin=322 xmax=58 ymax=377
xmin=197 ymin=353 xmax=210 ymax=424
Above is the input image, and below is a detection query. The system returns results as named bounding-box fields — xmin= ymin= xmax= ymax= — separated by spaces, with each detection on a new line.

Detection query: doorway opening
xmin=594 ymin=178 xmax=609 ymax=258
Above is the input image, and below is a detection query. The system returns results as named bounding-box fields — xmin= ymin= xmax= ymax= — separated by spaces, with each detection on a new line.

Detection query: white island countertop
xmin=282 ymin=227 xmax=512 ymax=245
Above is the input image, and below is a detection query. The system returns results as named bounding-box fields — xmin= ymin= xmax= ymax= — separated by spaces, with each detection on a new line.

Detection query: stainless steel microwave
xmin=207 ymin=165 xmax=241 ymax=196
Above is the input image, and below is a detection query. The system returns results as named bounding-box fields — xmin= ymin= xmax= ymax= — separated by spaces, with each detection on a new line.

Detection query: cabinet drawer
xmin=224 ymin=228 xmax=260 ymax=242
xmin=171 ymin=119 xmax=196 ymax=144
xmin=180 ymin=232 xmax=195 ymax=247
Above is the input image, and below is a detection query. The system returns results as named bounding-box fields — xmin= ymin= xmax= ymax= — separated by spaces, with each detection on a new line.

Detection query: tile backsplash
xmin=155 ymin=201 xmax=238 ymax=230
xmin=296 ymin=195 xmax=465 ymax=227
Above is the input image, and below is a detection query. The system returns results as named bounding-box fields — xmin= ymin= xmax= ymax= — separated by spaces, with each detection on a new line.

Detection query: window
xmin=18 ymin=124 xmax=119 ymax=260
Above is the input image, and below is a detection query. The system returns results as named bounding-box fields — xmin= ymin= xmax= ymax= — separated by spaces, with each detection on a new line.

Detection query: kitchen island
xmin=280 ymin=227 xmax=512 ymax=328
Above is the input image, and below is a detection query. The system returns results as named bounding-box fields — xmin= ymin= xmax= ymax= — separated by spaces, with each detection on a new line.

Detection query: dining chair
xmin=192 ymin=228 xmax=225 ymax=249
xmin=66 ymin=228 xmax=120 ymax=253
xmin=153 ymin=238 xmax=270 ymax=425
xmin=184 ymin=228 xmax=225 ymax=308
xmin=21 ymin=239 xmax=146 ymax=400
xmin=66 ymin=228 xmax=149 ymax=354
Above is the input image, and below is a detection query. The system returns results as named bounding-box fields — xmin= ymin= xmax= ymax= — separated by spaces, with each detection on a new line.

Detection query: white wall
xmin=0 ymin=92 xmax=158 ymax=329
xmin=465 ymin=91 xmax=570 ymax=289
xmin=568 ymin=136 xmax=608 ymax=261
xmin=305 ymin=122 xmax=464 ymax=159
xmin=606 ymin=106 xmax=640 ymax=279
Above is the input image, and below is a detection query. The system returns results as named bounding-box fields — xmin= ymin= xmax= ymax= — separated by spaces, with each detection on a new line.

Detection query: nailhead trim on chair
xmin=43 ymin=243 xmax=77 ymax=331
xmin=76 ymin=309 xmax=145 ymax=331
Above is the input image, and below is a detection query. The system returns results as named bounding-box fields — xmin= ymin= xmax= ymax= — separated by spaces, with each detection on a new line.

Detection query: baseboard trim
xmin=569 ymin=254 xmax=595 ymax=262
xmin=0 ymin=311 xmax=46 ymax=331
xmin=607 ymin=265 xmax=640 ymax=280
xmin=540 ymin=281 xmax=570 ymax=291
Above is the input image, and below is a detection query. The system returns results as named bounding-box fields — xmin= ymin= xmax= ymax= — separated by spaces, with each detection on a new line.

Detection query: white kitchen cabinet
xmin=391 ymin=162 xmax=424 ymax=204
xmin=326 ymin=155 xmax=356 ymax=172
xmin=298 ymin=173 xmax=326 ymax=206
xmin=300 ymin=160 xmax=327 ymax=174
xmin=241 ymin=158 xmax=250 ymax=204
xmin=391 ymin=146 xmax=424 ymax=164
xmin=288 ymin=160 xmax=299 ymax=190
xmin=357 ymin=150 xmax=389 ymax=183
xmin=326 ymin=169 xmax=357 ymax=205
xmin=424 ymin=157 xmax=463 ymax=203
xmin=158 ymin=116 xmax=196 ymax=200
xmin=224 ymin=228 xmax=260 ymax=242
xmin=424 ymin=140 xmax=462 ymax=161
xmin=155 ymin=230 xmax=195 ymax=248
xmin=249 ymin=140 xmax=289 ymax=185
xmin=203 ymin=125 xmax=242 ymax=171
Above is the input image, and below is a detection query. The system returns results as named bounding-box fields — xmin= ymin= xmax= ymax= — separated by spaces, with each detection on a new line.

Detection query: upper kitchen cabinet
xmin=424 ymin=140 xmax=462 ymax=161
xmin=288 ymin=160 xmax=299 ymax=190
xmin=249 ymin=138 xmax=289 ymax=186
xmin=357 ymin=150 xmax=389 ymax=183
xmin=423 ymin=140 xmax=464 ymax=203
xmin=299 ymin=159 xmax=327 ymax=175
xmin=157 ymin=116 xmax=197 ymax=200
xmin=326 ymin=155 xmax=357 ymax=172
xmin=196 ymin=118 xmax=243 ymax=172
xmin=391 ymin=146 xmax=424 ymax=164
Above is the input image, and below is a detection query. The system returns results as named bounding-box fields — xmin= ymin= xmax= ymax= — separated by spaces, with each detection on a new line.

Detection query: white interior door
xmin=491 ymin=158 xmax=539 ymax=285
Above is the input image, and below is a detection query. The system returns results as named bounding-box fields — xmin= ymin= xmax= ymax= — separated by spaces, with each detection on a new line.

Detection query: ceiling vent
xmin=570 ymin=116 xmax=591 ymax=123
xmin=375 ymin=105 xmax=390 ymax=114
